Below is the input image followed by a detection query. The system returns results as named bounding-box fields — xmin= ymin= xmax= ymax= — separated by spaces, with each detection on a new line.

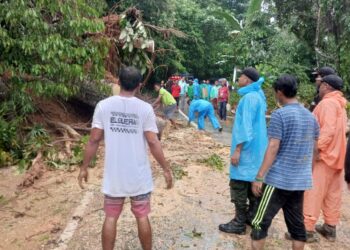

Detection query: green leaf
xmin=209 ymin=10 xmax=242 ymax=31
xmin=246 ymin=0 xmax=263 ymax=22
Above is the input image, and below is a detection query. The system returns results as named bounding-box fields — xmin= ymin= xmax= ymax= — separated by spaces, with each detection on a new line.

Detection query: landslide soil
xmin=1 ymin=120 xmax=350 ymax=250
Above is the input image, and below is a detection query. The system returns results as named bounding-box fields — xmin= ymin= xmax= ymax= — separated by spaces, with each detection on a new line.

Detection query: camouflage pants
xmin=230 ymin=179 xmax=258 ymax=220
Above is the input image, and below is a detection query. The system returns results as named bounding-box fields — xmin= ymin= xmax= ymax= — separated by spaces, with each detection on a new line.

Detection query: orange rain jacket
xmin=313 ymin=91 xmax=348 ymax=170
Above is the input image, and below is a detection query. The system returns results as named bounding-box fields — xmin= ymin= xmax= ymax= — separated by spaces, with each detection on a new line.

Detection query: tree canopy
xmin=1 ymin=0 xmax=350 ymax=168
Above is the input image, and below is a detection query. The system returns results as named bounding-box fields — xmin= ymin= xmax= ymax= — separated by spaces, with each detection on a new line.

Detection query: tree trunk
xmin=142 ymin=53 xmax=157 ymax=86
xmin=315 ymin=0 xmax=321 ymax=67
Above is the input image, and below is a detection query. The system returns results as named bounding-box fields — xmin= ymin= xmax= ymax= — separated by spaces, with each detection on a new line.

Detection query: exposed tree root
xmin=71 ymin=126 xmax=91 ymax=132
xmin=18 ymin=152 xmax=45 ymax=188
xmin=47 ymin=120 xmax=81 ymax=139
xmin=49 ymin=138 xmax=81 ymax=145
xmin=18 ymin=120 xmax=84 ymax=188
xmin=62 ymin=131 xmax=72 ymax=156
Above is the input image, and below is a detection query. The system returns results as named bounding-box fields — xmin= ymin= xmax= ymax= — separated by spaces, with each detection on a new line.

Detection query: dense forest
xmin=1 ymin=0 xmax=350 ymax=169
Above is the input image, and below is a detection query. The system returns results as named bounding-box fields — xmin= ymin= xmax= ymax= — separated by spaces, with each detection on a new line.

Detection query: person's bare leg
xmin=251 ymin=239 xmax=266 ymax=250
xmin=136 ymin=216 xmax=152 ymax=250
xmin=102 ymin=216 xmax=118 ymax=250
xmin=292 ymin=240 xmax=305 ymax=250
xmin=169 ymin=119 xmax=178 ymax=129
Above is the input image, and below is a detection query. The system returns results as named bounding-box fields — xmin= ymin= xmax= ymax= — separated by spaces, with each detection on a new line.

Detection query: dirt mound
xmin=18 ymin=98 xmax=93 ymax=188
xmin=30 ymin=98 xmax=92 ymax=128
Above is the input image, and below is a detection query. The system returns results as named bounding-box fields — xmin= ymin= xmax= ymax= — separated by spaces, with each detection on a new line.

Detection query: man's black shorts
xmin=250 ymin=184 xmax=306 ymax=242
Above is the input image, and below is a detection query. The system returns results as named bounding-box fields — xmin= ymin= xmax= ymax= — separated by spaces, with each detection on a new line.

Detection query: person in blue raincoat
xmin=193 ymin=78 xmax=201 ymax=100
xmin=188 ymin=99 xmax=223 ymax=132
xmin=219 ymin=67 xmax=268 ymax=235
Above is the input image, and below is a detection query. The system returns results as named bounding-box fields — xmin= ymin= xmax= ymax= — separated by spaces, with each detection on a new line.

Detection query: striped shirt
xmin=265 ymin=103 xmax=320 ymax=191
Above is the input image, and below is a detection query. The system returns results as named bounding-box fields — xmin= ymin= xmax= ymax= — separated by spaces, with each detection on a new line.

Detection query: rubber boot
xmin=218 ymin=208 xmax=246 ymax=235
xmin=246 ymin=200 xmax=258 ymax=226
xmin=316 ymin=223 xmax=336 ymax=242
xmin=285 ymin=231 xmax=320 ymax=243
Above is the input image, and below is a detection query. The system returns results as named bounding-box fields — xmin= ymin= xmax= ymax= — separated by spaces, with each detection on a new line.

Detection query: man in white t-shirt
xmin=78 ymin=66 xmax=173 ymax=250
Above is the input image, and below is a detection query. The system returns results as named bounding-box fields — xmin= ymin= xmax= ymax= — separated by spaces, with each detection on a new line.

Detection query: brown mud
xmin=1 ymin=122 xmax=350 ymax=249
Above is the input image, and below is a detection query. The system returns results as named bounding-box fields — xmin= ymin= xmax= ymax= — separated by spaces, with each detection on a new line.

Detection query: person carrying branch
xmin=153 ymin=83 xmax=178 ymax=128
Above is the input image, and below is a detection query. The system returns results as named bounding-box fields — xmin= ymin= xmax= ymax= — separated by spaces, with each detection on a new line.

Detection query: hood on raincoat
xmin=238 ymin=77 xmax=265 ymax=96
xmin=238 ymin=77 xmax=266 ymax=108
xmin=323 ymin=91 xmax=347 ymax=108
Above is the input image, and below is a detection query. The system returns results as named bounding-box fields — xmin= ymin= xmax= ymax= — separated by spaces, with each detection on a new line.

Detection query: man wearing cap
xmin=219 ymin=67 xmax=268 ymax=235
xmin=310 ymin=66 xmax=336 ymax=111
xmin=303 ymin=74 xmax=347 ymax=242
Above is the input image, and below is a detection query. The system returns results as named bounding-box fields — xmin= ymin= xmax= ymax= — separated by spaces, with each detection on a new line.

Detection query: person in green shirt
xmin=200 ymin=81 xmax=208 ymax=100
xmin=153 ymin=83 xmax=178 ymax=128
xmin=187 ymin=80 xmax=194 ymax=104
xmin=210 ymin=80 xmax=219 ymax=110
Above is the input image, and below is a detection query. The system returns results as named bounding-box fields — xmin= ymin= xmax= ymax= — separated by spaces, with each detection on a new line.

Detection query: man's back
xmin=92 ymin=96 xmax=158 ymax=197
xmin=187 ymin=85 xmax=194 ymax=98
xmin=189 ymin=99 xmax=210 ymax=112
xmin=160 ymin=87 xmax=176 ymax=106
xmin=265 ymin=103 xmax=319 ymax=191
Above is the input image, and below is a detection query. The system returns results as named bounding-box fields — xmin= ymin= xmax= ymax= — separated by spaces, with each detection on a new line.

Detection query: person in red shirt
xmin=171 ymin=81 xmax=181 ymax=107
xmin=218 ymin=81 xmax=229 ymax=120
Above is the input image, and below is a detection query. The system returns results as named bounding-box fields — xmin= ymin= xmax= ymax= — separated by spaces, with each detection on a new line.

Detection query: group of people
xmin=218 ymin=66 xmax=348 ymax=250
xmin=77 ymin=65 xmax=349 ymax=250
xmin=154 ymin=77 xmax=230 ymax=132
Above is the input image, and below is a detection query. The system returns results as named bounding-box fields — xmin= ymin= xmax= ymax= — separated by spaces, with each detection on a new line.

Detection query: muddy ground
xmin=1 ymin=123 xmax=350 ymax=250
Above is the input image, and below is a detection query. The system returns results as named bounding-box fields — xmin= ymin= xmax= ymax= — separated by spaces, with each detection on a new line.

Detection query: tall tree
xmin=0 ymin=0 xmax=108 ymax=166
xmin=274 ymin=0 xmax=350 ymax=91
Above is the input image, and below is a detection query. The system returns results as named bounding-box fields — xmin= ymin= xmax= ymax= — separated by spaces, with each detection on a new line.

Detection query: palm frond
xmin=210 ymin=10 xmax=243 ymax=31
xmin=246 ymin=0 xmax=264 ymax=20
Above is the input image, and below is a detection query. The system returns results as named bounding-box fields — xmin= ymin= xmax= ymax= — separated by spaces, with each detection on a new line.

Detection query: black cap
xmin=312 ymin=66 xmax=336 ymax=77
xmin=322 ymin=75 xmax=343 ymax=90
xmin=242 ymin=67 xmax=259 ymax=82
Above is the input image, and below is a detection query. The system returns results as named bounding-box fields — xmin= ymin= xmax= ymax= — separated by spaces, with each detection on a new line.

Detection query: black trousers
xmin=250 ymin=184 xmax=306 ymax=242
xmin=218 ymin=101 xmax=227 ymax=120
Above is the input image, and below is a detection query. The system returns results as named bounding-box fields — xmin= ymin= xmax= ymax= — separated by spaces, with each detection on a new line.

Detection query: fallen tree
xmin=75 ymin=6 xmax=186 ymax=107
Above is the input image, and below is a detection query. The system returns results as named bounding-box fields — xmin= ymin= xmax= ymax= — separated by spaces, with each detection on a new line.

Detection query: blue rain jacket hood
xmin=230 ymin=77 xmax=268 ymax=181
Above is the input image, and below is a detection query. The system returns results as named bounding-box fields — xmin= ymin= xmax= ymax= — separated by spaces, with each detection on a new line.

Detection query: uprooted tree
xmin=0 ymin=0 xmax=185 ymax=182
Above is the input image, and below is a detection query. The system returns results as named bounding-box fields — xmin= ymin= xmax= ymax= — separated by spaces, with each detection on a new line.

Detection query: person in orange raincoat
xmin=303 ymin=74 xmax=348 ymax=243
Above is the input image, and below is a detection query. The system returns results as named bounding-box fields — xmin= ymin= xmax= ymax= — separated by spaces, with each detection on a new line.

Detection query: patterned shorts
xmin=104 ymin=192 xmax=151 ymax=219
